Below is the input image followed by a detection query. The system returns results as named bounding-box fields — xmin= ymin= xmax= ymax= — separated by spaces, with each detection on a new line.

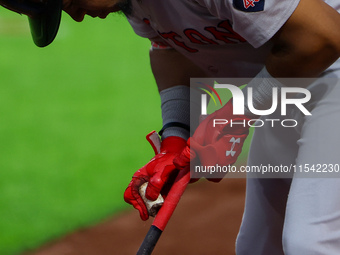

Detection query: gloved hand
xmin=174 ymin=99 xmax=251 ymax=182
xmin=124 ymin=131 xmax=187 ymax=221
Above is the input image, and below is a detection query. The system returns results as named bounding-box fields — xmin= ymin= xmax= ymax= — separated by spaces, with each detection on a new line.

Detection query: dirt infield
xmin=25 ymin=178 xmax=246 ymax=255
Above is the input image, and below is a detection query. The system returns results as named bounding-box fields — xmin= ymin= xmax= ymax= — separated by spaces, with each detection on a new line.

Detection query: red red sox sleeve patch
xmin=233 ymin=0 xmax=265 ymax=12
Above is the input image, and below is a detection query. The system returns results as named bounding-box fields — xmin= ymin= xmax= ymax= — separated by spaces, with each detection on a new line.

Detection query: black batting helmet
xmin=0 ymin=0 xmax=62 ymax=47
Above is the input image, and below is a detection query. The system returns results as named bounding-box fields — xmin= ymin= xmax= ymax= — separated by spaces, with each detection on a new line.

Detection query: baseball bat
xmin=136 ymin=168 xmax=191 ymax=255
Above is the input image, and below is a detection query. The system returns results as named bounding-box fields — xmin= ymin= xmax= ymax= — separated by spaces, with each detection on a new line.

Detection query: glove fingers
xmin=124 ymin=190 xmax=149 ymax=221
xmin=123 ymin=178 xmax=149 ymax=221
xmin=133 ymin=200 xmax=149 ymax=221
xmin=145 ymin=179 xmax=163 ymax=201
xmin=146 ymin=164 xmax=177 ymax=201
xmin=189 ymin=138 xmax=206 ymax=152
xmin=173 ymin=145 xmax=194 ymax=170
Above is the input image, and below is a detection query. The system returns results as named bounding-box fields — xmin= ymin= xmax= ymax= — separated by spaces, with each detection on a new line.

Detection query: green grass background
xmin=0 ymin=9 xmax=253 ymax=255
xmin=0 ymin=10 xmax=160 ymax=255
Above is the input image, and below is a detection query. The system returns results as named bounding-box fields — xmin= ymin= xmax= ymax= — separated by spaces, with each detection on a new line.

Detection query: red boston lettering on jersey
xmin=158 ymin=20 xmax=246 ymax=53
xmin=159 ymin=31 xmax=198 ymax=53
xmin=184 ymin=29 xmax=218 ymax=45
xmin=205 ymin=20 xmax=246 ymax=44
xmin=243 ymin=0 xmax=260 ymax=9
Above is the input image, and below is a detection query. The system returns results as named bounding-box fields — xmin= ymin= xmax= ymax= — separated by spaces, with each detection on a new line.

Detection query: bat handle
xmin=136 ymin=225 xmax=162 ymax=255
xmin=136 ymin=169 xmax=191 ymax=255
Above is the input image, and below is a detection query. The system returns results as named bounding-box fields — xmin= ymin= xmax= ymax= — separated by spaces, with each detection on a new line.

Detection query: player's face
xmin=63 ymin=0 xmax=131 ymax=21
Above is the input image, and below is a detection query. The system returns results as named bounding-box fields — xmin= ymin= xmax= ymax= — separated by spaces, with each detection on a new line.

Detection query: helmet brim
xmin=28 ymin=0 xmax=62 ymax=47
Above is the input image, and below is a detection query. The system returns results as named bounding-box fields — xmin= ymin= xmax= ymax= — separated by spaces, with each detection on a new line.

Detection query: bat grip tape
xmin=136 ymin=225 xmax=162 ymax=255
xmin=136 ymin=169 xmax=190 ymax=255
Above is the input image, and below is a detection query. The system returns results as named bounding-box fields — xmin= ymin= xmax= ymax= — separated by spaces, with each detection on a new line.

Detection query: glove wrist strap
xmin=159 ymin=122 xmax=190 ymax=136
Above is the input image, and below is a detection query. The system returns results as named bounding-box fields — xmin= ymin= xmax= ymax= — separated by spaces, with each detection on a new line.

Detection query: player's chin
xmin=65 ymin=9 xmax=86 ymax=22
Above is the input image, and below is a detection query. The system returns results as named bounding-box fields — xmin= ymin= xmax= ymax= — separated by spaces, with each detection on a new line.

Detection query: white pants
xmin=236 ymin=66 xmax=340 ymax=255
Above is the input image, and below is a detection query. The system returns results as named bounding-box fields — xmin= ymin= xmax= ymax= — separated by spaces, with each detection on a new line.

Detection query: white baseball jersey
xmin=128 ymin=0 xmax=340 ymax=77
xmin=127 ymin=2 xmax=340 ymax=254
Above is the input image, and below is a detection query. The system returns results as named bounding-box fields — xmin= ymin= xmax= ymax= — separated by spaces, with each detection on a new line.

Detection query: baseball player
xmin=120 ymin=1 xmax=340 ymax=254
xmin=2 ymin=0 xmax=340 ymax=254
xmin=119 ymin=1 xmax=340 ymax=254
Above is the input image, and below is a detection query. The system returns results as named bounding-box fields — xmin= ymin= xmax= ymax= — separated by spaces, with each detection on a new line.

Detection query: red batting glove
xmin=174 ymin=100 xmax=251 ymax=181
xmin=124 ymin=131 xmax=187 ymax=221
